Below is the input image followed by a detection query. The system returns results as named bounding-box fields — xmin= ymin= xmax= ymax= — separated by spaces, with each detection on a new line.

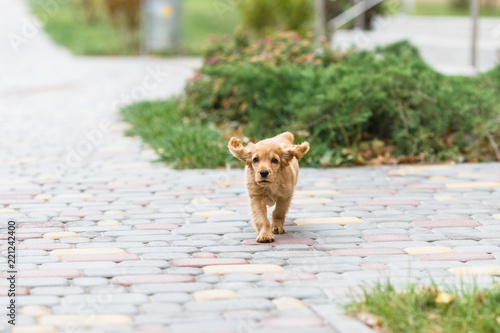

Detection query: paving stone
xmin=184 ymin=299 xmax=274 ymax=312
xmin=111 ymin=274 xmax=195 ymax=285
xmin=30 ymin=286 xmax=84 ymax=295
xmin=261 ymin=272 xmax=317 ymax=282
xmin=261 ymin=317 xmax=326 ymax=328
xmin=192 ymin=289 xmax=239 ymax=301
xmin=72 ymin=277 xmax=109 ymax=287
xmin=329 ymin=248 xmax=406 ymax=257
xmin=416 ymin=252 xmax=494 ymax=261
xmin=448 ymin=266 xmax=500 ymax=276
xmin=362 ymin=235 xmax=412 ymax=242
xmin=243 ymin=238 xmax=316 ymax=246
xmin=132 ymin=282 xmax=212 ymax=294
xmin=53 ymin=304 xmax=138 ymax=315
xmin=294 ymin=217 xmax=364 ymax=225
xmin=404 ymin=246 xmax=456 ymax=255
xmin=170 ymin=258 xmax=249 ymax=267
xmin=203 ymin=264 xmax=285 ymax=275
xmin=50 ymin=248 xmax=126 ymax=257
xmin=38 ymin=314 xmax=132 ymax=326
xmin=62 ymin=253 xmax=141 ymax=262
xmin=84 ymin=266 xmax=162 ymax=277
xmin=412 ymin=220 xmax=482 ymax=228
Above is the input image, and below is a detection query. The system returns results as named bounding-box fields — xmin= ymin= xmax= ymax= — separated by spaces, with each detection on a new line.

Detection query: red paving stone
xmin=0 ymin=243 xmax=72 ymax=251
xmin=134 ymin=224 xmax=179 ymax=230
xmin=416 ymin=252 xmax=494 ymax=261
xmin=7 ymin=269 xmax=82 ymax=278
xmin=0 ymin=233 xmax=42 ymax=241
xmin=339 ymin=189 xmax=397 ymax=194
xmin=357 ymin=200 xmax=420 ymax=206
xmin=62 ymin=254 xmax=141 ymax=262
xmin=362 ymin=263 xmax=390 ymax=270
xmin=243 ymin=237 xmax=316 ymax=246
xmin=412 ymin=220 xmax=482 ymax=229
xmin=19 ymin=222 xmax=65 ymax=228
xmin=261 ymin=317 xmax=326 ymax=328
xmin=0 ymin=287 xmax=29 ymax=296
xmin=261 ymin=272 xmax=317 ymax=282
xmin=60 ymin=210 xmax=102 ymax=217
xmin=192 ymin=252 xmax=217 ymax=258
xmin=329 ymin=248 xmax=406 ymax=257
xmin=362 ymin=235 xmax=412 ymax=243
xmin=111 ymin=274 xmax=195 ymax=285
xmin=170 ymin=258 xmax=249 ymax=267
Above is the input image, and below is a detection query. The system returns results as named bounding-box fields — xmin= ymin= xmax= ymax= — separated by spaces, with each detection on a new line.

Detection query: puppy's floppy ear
xmin=228 ymin=137 xmax=253 ymax=163
xmin=282 ymin=142 xmax=310 ymax=165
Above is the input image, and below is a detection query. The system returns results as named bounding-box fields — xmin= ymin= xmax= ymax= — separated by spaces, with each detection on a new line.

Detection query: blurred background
xmin=28 ymin=0 xmax=500 ymax=73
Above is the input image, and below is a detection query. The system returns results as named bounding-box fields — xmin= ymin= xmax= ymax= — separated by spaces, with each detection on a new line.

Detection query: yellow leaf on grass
xmin=435 ymin=292 xmax=454 ymax=304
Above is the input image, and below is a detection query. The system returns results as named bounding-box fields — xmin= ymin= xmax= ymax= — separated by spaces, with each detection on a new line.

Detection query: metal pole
xmin=471 ymin=0 xmax=479 ymax=69
xmin=354 ymin=0 xmax=366 ymax=29
xmin=314 ymin=0 xmax=326 ymax=37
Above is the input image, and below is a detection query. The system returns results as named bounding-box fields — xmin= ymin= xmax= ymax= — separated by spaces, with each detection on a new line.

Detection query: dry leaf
xmin=435 ymin=291 xmax=454 ymax=304
xmin=358 ymin=312 xmax=380 ymax=328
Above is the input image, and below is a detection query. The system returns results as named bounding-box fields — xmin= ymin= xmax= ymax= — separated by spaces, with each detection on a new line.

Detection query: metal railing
xmin=328 ymin=0 xmax=384 ymax=31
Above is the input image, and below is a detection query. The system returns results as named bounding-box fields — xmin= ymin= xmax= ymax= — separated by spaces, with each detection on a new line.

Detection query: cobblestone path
xmin=1 ymin=1 xmax=500 ymax=333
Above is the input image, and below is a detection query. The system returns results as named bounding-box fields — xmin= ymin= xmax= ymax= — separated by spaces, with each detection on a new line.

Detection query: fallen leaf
xmin=358 ymin=312 xmax=380 ymax=328
xmin=435 ymin=291 xmax=454 ymax=304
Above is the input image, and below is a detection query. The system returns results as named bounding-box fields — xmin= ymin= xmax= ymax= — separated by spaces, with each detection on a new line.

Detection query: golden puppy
xmin=228 ymin=132 xmax=310 ymax=242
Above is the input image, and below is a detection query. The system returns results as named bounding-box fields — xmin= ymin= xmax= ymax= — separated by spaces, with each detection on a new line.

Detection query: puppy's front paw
xmin=272 ymin=226 xmax=287 ymax=234
xmin=256 ymin=232 xmax=274 ymax=243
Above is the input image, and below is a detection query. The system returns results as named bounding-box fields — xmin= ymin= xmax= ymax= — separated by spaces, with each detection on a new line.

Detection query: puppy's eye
xmin=253 ymin=157 xmax=259 ymax=163
xmin=271 ymin=158 xmax=278 ymax=164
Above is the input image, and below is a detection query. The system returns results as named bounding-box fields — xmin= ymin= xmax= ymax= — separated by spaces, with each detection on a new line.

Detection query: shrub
xmin=183 ymin=33 xmax=500 ymax=166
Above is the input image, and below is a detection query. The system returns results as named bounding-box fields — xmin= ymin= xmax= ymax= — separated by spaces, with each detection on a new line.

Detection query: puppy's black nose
xmin=260 ymin=170 xmax=269 ymax=178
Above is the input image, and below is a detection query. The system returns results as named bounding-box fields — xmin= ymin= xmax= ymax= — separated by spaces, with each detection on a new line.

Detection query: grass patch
xmin=121 ymin=99 xmax=230 ymax=169
xmin=413 ymin=2 xmax=500 ymax=17
xmin=28 ymin=0 xmax=240 ymax=55
xmin=347 ymin=281 xmax=500 ymax=333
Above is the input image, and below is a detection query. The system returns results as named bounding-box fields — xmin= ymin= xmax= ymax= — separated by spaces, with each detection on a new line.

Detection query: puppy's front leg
xmin=250 ymin=197 xmax=274 ymax=243
xmin=271 ymin=196 xmax=291 ymax=234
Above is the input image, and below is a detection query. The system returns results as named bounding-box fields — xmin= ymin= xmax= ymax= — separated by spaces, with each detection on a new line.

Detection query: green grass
xmin=121 ymin=99 xmax=230 ymax=169
xmin=413 ymin=2 xmax=500 ymax=17
xmin=347 ymin=281 xmax=500 ymax=333
xmin=28 ymin=0 xmax=240 ymax=56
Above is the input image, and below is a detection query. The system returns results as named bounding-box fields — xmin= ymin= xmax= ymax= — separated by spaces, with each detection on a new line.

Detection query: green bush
xmin=121 ymin=99 xmax=230 ymax=168
xmin=239 ymin=0 xmax=313 ymax=36
xmin=183 ymin=34 xmax=500 ymax=166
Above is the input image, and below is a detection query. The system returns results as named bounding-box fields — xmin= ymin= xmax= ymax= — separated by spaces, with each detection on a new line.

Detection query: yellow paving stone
xmin=54 ymin=193 xmax=94 ymax=200
xmin=191 ymin=197 xmax=212 ymax=204
xmin=314 ymin=182 xmax=335 ymax=187
xmin=203 ymin=264 xmax=285 ymax=275
xmin=34 ymin=194 xmax=53 ymax=201
xmin=50 ymin=248 xmax=126 ymax=257
xmin=107 ymin=181 xmax=126 ymax=187
xmin=192 ymin=289 xmax=239 ymax=301
xmin=294 ymin=217 xmax=364 ymax=225
xmin=446 ymin=182 xmax=500 ymax=189
xmin=38 ymin=314 xmax=132 ymax=326
xmin=44 ymin=232 xmax=79 ymax=239
xmin=429 ymin=176 xmax=448 ymax=181
xmin=434 ymin=195 xmax=456 ymax=201
xmin=272 ymin=297 xmax=306 ymax=310
xmin=102 ymin=163 xmax=151 ymax=170
xmin=20 ymin=305 xmax=51 ymax=317
xmin=492 ymin=214 xmax=500 ymax=220
xmin=192 ymin=210 xmax=236 ymax=218
xmin=0 ymin=208 xmax=17 ymax=214
xmin=12 ymin=326 xmax=56 ymax=333
xmin=104 ymin=210 xmax=127 ymax=216
xmin=97 ymin=219 xmax=122 ymax=226
xmin=388 ymin=164 xmax=454 ymax=176
xmin=458 ymin=172 xmax=478 ymax=177
xmin=216 ymin=180 xmax=244 ymax=187
xmin=404 ymin=246 xmax=455 ymax=256
xmin=292 ymin=198 xmax=333 ymax=205
xmin=294 ymin=190 xmax=339 ymax=197
xmin=448 ymin=266 xmax=500 ymax=276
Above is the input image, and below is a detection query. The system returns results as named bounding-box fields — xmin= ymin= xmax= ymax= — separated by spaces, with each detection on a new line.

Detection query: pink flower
xmin=261 ymin=51 xmax=268 ymax=58
xmin=192 ymin=70 xmax=202 ymax=79
xmin=317 ymin=35 xmax=327 ymax=42
xmin=208 ymin=34 xmax=216 ymax=41
xmin=293 ymin=35 xmax=301 ymax=42
xmin=223 ymin=35 xmax=231 ymax=41
xmin=265 ymin=36 xmax=273 ymax=43
xmin=208 ymin=57 xmax=217 ymax=65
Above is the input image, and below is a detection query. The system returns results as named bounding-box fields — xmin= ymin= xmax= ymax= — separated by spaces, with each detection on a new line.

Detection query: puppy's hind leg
xmin=271 ymin=196 xmax=291 ymax=234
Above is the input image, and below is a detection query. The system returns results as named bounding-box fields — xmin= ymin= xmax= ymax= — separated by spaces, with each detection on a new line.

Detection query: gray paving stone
xmin=133 ymin=313 xmax=222 ymax=325
xmin=132 ymin=283 xmax=212 ymax=294
xmin=30 ymin=286 xmax=84 ymax=295
xmin=184 ymin=299 xmax=275 ymax=312
xmin=151 ymin=292 xmax=193 ymax=303
xmin=84 ymin=267 xmax=162 ymax=277
xmin=72 ymin=277 xmax=110 ymax=287
xmin=64 ymin=293 xmax=148 ymax=305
